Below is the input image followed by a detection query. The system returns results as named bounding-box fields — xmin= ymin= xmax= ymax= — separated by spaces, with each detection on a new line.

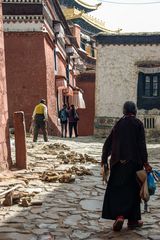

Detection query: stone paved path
xmin=0 ymin=135 xmax=160 ymax=240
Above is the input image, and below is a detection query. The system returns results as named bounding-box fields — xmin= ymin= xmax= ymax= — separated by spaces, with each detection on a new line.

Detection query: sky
xmin=90 ymin=0 xmax=160 ymax=33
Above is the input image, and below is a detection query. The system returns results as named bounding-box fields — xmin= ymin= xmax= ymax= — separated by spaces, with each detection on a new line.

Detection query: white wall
xmin=96 ymin=44 xmax=160 ymax=118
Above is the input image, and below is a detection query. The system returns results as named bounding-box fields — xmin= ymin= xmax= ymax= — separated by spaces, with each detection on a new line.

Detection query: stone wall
xmin=95 ymin=43 xmax=160 ymax=137
xmin=0 ymin=2 xmax=11 ymax=170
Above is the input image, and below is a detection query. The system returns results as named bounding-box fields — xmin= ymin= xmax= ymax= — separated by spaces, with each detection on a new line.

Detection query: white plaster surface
xmin=96 ymin=44 xmax=160 ymax=118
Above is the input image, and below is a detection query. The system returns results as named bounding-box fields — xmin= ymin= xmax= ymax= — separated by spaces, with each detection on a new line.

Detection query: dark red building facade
xmin=3 ymin=0 xmax=83 ymax=135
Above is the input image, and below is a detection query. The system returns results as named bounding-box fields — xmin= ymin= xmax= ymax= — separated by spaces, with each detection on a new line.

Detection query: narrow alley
xmin=0 ymin=135 xmax=159 ymax=240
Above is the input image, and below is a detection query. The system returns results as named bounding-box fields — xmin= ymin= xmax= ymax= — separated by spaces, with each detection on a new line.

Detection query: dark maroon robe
xmin=102 ymin=115 xmax=148 ymax=169
xmin=102 ymin=115 xmax=148 ymax=220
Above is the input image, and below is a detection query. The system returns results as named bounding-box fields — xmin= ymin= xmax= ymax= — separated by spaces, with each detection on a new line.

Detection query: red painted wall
xmin=0 ymin=3 xmax=11 ymax=170
xmin=4 ymin=32 xmax=60 ymax=135
xmin=76 ymin=72 xmax=95 ymax=136
xmin=4 ymin=32 xmax=47 ymax=130
xmin=57 ymin=52 xmax=66 ymax=77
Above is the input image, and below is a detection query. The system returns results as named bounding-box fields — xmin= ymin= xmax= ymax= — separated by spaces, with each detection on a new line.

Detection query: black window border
xmin=143 ymin=74 xmax=160 ymax=97
xmin=137 ymin=71 xmax=160 ymax=110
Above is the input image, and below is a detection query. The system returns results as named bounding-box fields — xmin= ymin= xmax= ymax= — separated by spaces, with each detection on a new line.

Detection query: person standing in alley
xmin=59 ymin=104 xmax=68 ymax=138
xmin=32 ymin=99 xmax=48 ymax=142
xmin=101 ymin=101 xmax=152 ymax=231
xmin=68 ymin=104 xmax=79 ymax=138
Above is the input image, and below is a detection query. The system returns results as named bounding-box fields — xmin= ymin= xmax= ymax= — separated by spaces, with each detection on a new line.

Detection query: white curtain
xmin=78 ymin=91 xmax=86 ymax=109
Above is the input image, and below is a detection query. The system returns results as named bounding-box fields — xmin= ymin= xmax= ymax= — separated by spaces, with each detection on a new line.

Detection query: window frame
xmin=143 ymin=73 xmax=160 ymax=98
xmin=137 ymin=71 xmax=160 ymax=110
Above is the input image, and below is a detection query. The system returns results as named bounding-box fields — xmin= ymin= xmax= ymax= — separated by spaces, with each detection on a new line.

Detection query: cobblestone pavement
xmin=0 ymin=135 xmax=160 ymax=240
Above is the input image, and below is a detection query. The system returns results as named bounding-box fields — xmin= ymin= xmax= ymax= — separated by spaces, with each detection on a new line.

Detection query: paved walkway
xmin=0 ymin=135 xmax=160 ymax=240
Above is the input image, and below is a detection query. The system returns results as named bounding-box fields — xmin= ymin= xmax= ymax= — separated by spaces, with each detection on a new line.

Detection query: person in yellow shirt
xmin=32 ymin=99 xmax=48 ymax=142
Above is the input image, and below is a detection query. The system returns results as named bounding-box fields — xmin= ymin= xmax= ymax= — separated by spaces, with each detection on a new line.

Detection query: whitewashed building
xmin=95 ymin=33 xmax=160 ymax=139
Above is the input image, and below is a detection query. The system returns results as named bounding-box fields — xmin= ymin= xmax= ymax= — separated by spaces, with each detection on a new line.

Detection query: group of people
xmin=58 ymin=104 xmax=79 ymax=138
xmin=32 ymin=99 xmax=79 ymax=142
xmin=32 ymin=98 xmax=153 ymax=233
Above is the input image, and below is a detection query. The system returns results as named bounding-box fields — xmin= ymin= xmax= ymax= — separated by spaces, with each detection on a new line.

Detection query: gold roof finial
xmin=75 ymin=0 xmax=102 ymax=10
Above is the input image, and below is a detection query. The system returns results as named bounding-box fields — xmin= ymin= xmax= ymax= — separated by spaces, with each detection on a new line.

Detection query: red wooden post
xmin=13 ymin=111 xmax=27 ymax=169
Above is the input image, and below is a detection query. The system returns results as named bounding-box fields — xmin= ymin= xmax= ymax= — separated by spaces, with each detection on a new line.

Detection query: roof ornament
xmin=75 ymin=0 xmax=102 ymax=10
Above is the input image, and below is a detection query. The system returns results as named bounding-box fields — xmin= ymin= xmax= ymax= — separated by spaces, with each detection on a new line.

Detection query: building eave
xmin=78 ymin=48 xmax=96 ymax=66
xmin=96 ymin=32 xmax=160 ymax=45
xmin=62 ymin=8 xmax=116 ymax=33
xmin=81 ymin=14 xmax=118 ymax=33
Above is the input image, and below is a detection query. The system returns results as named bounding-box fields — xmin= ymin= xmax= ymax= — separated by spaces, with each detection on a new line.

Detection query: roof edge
xmin=96 ymin=32 xmax=160 ymax=45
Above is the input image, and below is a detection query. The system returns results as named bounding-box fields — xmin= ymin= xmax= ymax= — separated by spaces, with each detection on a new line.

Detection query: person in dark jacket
xmin=59 ymin=104 xmax=68 ymax=138
xmin=101 ymin=101 xmax=152 ymax=231
xmin=68 ymin=104 xmax=79 ymax=138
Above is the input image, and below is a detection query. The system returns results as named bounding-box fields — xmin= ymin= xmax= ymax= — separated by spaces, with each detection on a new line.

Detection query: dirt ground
xmin=0 ymin=135 xmax=159 ymax=240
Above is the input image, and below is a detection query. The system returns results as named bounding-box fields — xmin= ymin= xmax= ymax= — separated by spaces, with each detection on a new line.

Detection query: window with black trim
xmin=144 ymin=75 xmax=159 ymax=97
xmin=137 ymin=72 xmax=160 ymax=110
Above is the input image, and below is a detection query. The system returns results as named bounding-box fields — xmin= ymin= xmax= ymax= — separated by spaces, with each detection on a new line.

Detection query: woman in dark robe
xmin=101 ymin=101 xmax=152 ymax=231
